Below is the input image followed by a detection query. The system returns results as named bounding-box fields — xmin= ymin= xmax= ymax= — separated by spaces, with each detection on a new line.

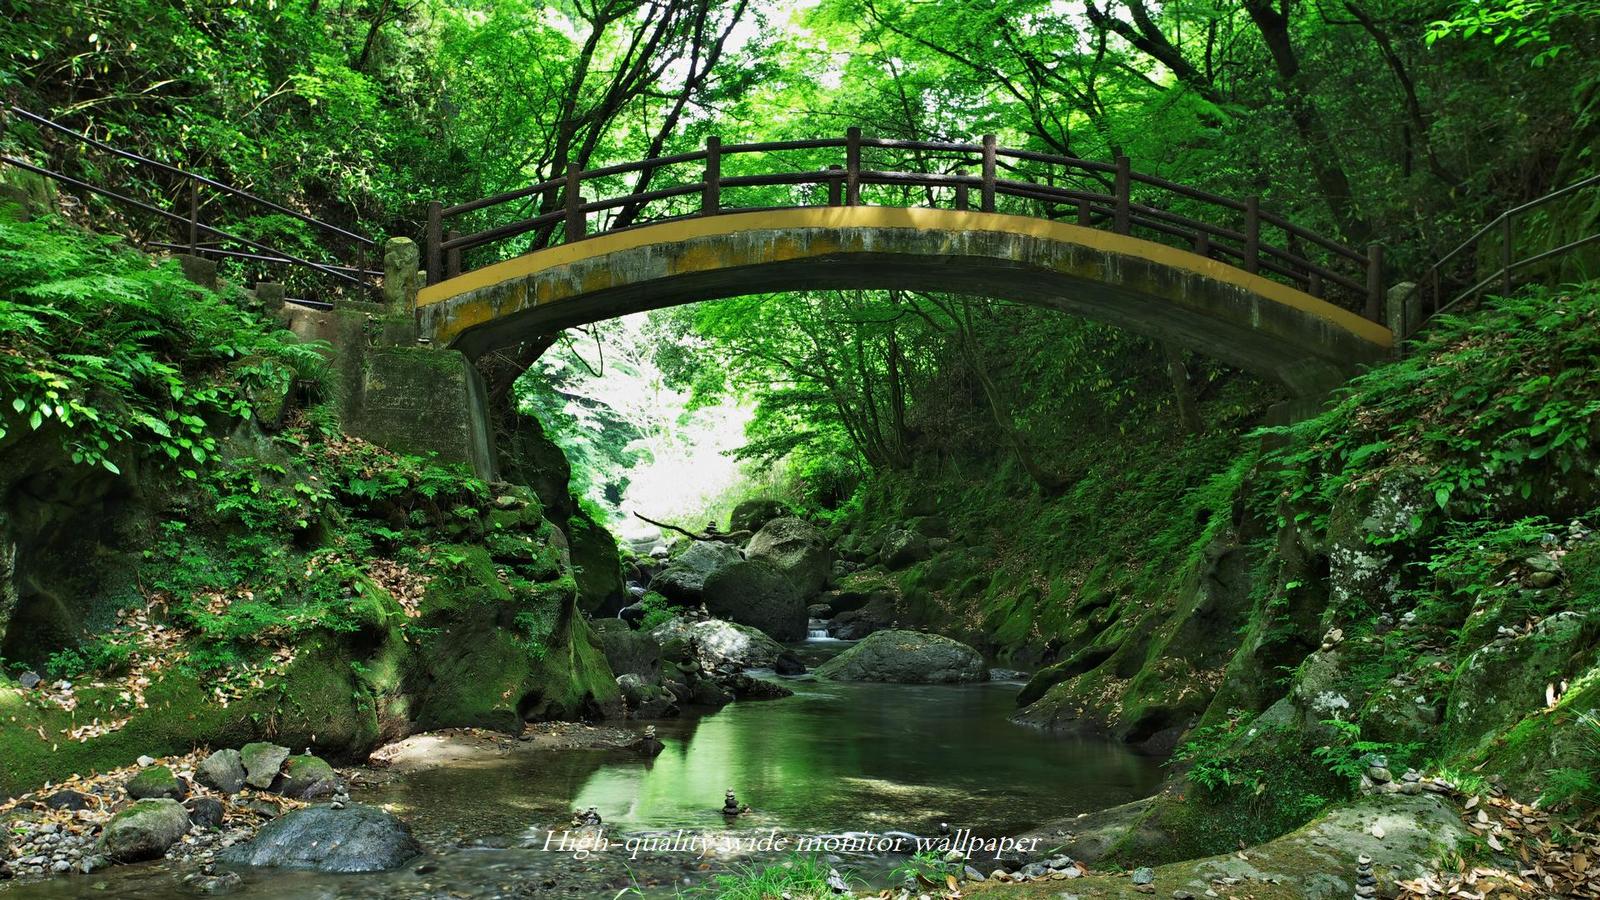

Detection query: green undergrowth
xmin=0 ymin=211 xmax=324 ymax=474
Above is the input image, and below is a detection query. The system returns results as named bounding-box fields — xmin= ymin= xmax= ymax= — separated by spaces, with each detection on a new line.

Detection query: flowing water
xmin=0 ymin=640 xmax=1163 ymax=898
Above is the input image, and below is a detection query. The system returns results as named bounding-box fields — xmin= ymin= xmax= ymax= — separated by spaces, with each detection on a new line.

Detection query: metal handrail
xmin=426 ymin=128 xmax=1384 ymax=321
xmin=1395 ymin=173 xmax=1600 ymax=339
xmin=1 ymin=106 xmax=378 ymax=300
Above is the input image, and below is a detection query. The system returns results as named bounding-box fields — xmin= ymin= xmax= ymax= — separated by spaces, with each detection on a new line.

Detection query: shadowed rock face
xmin=418 ymin=208 xmax=1391 ymax=396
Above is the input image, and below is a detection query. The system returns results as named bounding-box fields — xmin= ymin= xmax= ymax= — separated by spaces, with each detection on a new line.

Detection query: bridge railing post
xmin=703 ymin=136 xmax=721 ymax=215
xmin=827 ymin=165 xmax=843 ymax=206
xmin=1113 ymin=156 xmax=1130 ymax=234
xmin=980 ymin=135 xmax=996 ymax=213
xmin=1366 ymin=243 xmax=1385 ymax=322
xmin=446 ymin=230 xmax=461 ymax=279
xmin=845 ymin=127 xmax=861 ymax=206
xmin=1077 ymin=198 xmax=1091 ymax=227
xmin=564 ymin=163 xmax=584 ymax=244
xmin=425 ymin=200 xmax=442 ymax=286
xmin=954 ymin=171 xmax=969 ymax=211
xmin=188 ymin=179 xmax=199 ymax=252
xmin=1244 ymin=196 xmax=1260 ymax=274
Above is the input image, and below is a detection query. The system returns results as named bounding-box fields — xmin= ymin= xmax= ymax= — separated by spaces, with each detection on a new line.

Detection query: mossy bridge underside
xmin=415 ymin=207 xmax=1393 ymax=396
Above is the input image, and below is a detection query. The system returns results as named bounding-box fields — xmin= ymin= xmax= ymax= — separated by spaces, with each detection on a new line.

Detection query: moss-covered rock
xmin=700 ymin=558 xmax=807 ymax=641
xmin=99 ymin=798 xmax=192 ymax=862
xmin=816 ymin=629 xmax=986 ymax=683
xmin=275 ymin=754 xmax=338 ymax=799
xmin=126 ymin=765 xmax=187 ymax=801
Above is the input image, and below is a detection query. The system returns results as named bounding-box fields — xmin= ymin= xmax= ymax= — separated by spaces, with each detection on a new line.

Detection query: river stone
xmin=815 ymin=629 xmax=987 ymax=683
xmin=220 ymin=804 xmax=422 ymax=873
xmin=240 ymin=742 xmax=291 ymax=790
xmin=186 ymin=797 xmax=225 ymax=829
xmin=196 ymin=748 xmax=247 ymax=794
xmin=617 ymin=674 xmax=677 ymax=718
xmin=745 ymin=517 xmax=831 ymax=598
xmin=700 ymin=558 xmax=807 ymax=642
xmin=126 ymin=765 xmax=187 ymax=801
xmin=274 ymin=755 xmax=338 ymax=799
xmin=99 ymin=799 xmax=191 ymax=862
xmin=651 ymin=618 xmax=782 ymax=670
xmin=649 ymin=541 xmax=742 ymax=603
xmin=45 ymin=790 xmax=90 ymax=811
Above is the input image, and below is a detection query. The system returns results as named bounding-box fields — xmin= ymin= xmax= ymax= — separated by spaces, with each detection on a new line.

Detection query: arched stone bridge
xmin=415 ymin=133 xmax=1394 ymax=395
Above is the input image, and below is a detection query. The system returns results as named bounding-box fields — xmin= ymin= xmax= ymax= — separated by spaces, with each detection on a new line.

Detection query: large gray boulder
xmin=99 ymin=799 xmax=192 ymax=862
xmin=220 ymin=804 xmax=422 ymax=873
xmin=651 ymin=617 xmax=783 ymax=670
xmin=746 ymin=517 xmax=831 ymax=598
xmin=816 ymin=629 xmax=987 ymax=683
xmin=240 ymin=742 xmax=290 ymax=790
xmin=730 ymin=498 xmax=788 ymax=534
xmin=649 ymin=541 xmax=742 ymax=603
xmin=701 ymin=559 xmax=807 ymax=641
xmin=195 ymin=749 xmax=246 ymax=795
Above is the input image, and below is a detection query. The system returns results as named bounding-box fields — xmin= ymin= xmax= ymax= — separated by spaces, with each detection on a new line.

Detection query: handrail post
xmin=425 ymin=201 xmax=442 ymax=285
xmin=1366 ymin=243 xmax=1385 ymax=322
xmin=1500 ymin=213 xmax=1513 ymax=296
xmin=980 ymin=134 xmax=997 ymax=213
xmin=827 ymin=165 xmax=843 ymax=206
xmin=1193 ymin=230 xmax=1211 ymax=258
xmin=845 ymin=127 xmax=861 ymax=206
xmin=1077 ymin=199 xmax=1091 ymax=226
xmin=954 ymin=171 xmax=969 ymax=211
xmin=446 ymin=230 xmax=461 ymax=279
xmin=1113 ymin=156 xmax=1131 ymax=235
xmin=703 ymin=136 xmax=721 ymax=215
xmin=565 ymin=163 xmax=584 ymax=243
xmin=188 ymin=180 xmax=199 ymax=252
xmin=1243 ymin=196 xmax=1260 ymax=274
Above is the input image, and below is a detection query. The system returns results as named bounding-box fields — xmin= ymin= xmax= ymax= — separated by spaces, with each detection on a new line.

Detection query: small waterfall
xmin=806 ymin=618 xmax=831 ymax=640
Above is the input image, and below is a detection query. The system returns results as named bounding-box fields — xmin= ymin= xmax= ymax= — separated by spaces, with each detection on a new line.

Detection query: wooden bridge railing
xmin=0 ymin=106 xmax=379 ymax=307
xmin=426 ymin=130 xmax=1387 ymax=321
xmin=1393 ymin=173 xmax=1600 ymax=340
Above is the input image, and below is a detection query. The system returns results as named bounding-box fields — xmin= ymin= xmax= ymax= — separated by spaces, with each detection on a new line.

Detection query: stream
xmin=0 ymin=639 xmax=1163 ymax=898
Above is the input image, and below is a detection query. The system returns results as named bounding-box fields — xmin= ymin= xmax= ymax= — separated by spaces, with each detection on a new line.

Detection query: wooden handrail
xmin=424 ymin=131 xmax=1380 ymax=319
xmin=2 ymin=106 xmax=377 ymax=302
xmin=1394 ymin=172 xmax=1600 ymax=340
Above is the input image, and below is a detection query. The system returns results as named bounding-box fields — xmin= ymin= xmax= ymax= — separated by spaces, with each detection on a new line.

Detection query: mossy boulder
xmin=126 ymin=765 xmax=187 ymax=801
xmin=275 ymin=755 xmax=338 ymax=799
xmin=649 ymin=540 xmax=741 ymax=603
xmin=730 ymin=498 xmax=787 ymax=534
xmin=591 ymin=618 xmax=662 ymax=681
xmin=566 ymin=510 xmax=626 ymax=613
xmin=816 ymin=629 xmax=986 ymax=683
xmin=1444 ymin=611 xmax=1599 ymax=756
xmin=406 ymin=545 xmax=621 ymax=727
xmin=745 ymin=517 xmax=831 ymax=598
xmin=700 ymin=558 xmax=807 ymax=642
xmin=99 ymin=798 xmax=191 ymax=862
